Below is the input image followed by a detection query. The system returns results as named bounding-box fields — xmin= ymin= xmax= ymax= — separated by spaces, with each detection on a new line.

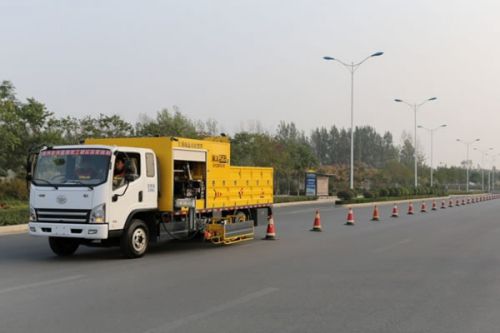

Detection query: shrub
xmin=0 ymin=179 xmax=28 ymax=201
xmin=378 ymin=188 xmax=389 ymax=197
xmin=389 ymin=187 xmax=400 ymax=197
xmin=0 ymin=206 xmax=29 ymax=225
xmin=400 ymin=187 xmax=410 ymax=196
xmin=274 ymin=195 xmax=317 ymax=203
xmin=337 ymin=190 xmax=355 ymax=201
xmin=363 ymin=190 xmax=375 ymax=198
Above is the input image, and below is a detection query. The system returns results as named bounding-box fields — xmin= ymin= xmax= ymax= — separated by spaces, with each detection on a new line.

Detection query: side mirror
xmin=124 ymin=173 xmax=135 ymax=182
xmin=26 ymin=174 xmax=33 ymax=182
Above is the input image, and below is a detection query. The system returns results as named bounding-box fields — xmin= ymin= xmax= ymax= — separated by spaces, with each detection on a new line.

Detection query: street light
xmin=417 ymin=124 xmax=447 ymax=186
xmin=394 ymin=97 xmax=438 ymax=188
xmin=490 ymin=153 xmax=500 ymax=192
xmin=323 ymin=51 xmax=383 ymax=189
xmin=457 ymin=138 xmax=480 ymax=192
xmin=473 ymin=147 xmax=493 ymax=191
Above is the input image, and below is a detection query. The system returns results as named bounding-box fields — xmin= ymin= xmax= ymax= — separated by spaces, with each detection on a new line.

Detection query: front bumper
xmin=28 ymin=222 xmax=109 ymax=239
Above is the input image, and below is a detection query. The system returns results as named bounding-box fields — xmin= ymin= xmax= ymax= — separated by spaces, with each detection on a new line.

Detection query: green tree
xmin=0 ymin=81 xmax=56 ymax=175
xmin=135 ymin=106 xmax=198 ymax=138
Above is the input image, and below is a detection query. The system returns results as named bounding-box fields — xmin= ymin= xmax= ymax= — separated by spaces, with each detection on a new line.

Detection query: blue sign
xmin=305 ymin=173 xmax=316 ymax=196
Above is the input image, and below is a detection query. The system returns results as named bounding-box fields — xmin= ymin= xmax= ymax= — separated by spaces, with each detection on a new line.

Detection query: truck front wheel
xmin=49 ymin=237 xmax=80 ymax=257
xmin=120 ymin=219 xmax=149 ymax=258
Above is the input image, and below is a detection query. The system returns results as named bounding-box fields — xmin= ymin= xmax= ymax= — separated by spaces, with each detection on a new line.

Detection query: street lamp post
xmin=457 ymin=138 xmax=480 ymax=192
xmin=323 ymin=51 xmax=383 ymax=190
xmin=491 ymin=153 xmax=500 ymax=192
xmin=486 ymin=152 xmax=498 ymax=192
xmin=394 ymin=97 xmax=438 ymax=188
xmin=473 ymin=147 xmax=493 ymax=191
xmin=418 ymin=124 xmax=447 ymax=187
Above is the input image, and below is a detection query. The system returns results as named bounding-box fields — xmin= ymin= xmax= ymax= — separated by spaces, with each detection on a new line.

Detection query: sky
xmin=1 ymin=0 xmax=500 ymax=168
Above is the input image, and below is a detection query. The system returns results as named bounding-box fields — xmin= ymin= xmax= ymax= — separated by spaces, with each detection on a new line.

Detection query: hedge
xmin=0 ymin=205 xmax=29 ymax=226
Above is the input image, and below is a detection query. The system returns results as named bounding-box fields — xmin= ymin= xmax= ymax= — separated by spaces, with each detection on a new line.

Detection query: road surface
xmin=1 ymin=198 xmax=499 ymax=332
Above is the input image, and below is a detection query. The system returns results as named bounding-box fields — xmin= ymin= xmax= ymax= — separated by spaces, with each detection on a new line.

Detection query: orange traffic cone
xmin=264 ymin=215 xmax=276 ymax=240
xmin=449 ymin=199 xmax=453 ymax=207
xmin=431 ymin=201 xmax=437 ymax=211
xmin=345 ymin=207 xmax=355 ymax=225
xmin=408 ymin=202 xmax=414 ymax=215
xmin=310 ymin=210 xmax=322 ymax=232
xmin=391 ymin=204 xmax=399 ymax=218
xmin=420 ymin=202 xmax=427 ymax=213
xmin=441 ymin=200 xmax=446 ymax=209
xmin=462 ymin=198 xmax=466 ymax=206
xmin=467 ymin=197 xmax=471 ymax=204
xmin=371 ymin=205 xmax=380 ymax=221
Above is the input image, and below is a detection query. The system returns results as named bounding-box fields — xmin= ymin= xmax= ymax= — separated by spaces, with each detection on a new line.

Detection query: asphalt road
xmin=1 ymin=198 xmax=500 ymax=333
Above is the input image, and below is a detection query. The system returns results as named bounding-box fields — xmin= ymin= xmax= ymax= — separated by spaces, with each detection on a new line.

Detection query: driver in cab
xmin=113 ymin=157 xmax=126 ymax=189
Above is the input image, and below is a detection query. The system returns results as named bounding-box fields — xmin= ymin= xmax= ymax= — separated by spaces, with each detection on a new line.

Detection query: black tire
xmin=48 ymin=237 xmax=79 ymax=257
xmin=120 ymin=219 xmax=149 ymax=258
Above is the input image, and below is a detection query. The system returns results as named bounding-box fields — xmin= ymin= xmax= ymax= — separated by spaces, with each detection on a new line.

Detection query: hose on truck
xmin=159 ymin=212 xmax=201 ymax=241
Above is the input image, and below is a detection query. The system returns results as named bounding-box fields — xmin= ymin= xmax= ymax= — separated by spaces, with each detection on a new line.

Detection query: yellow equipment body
xmin=85 ymin=136 xmax=273 ymax=217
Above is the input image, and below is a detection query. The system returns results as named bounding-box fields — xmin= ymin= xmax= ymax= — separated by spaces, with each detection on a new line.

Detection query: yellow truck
xmin=27 ymin=136 xmax=273 ymax=258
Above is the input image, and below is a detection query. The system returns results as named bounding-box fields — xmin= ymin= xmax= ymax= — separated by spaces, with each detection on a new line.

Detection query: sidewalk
xmin=273 ymin=196 xmax=337 ymax=208
xmin=0 ymin=224 xmax=28 ymax=236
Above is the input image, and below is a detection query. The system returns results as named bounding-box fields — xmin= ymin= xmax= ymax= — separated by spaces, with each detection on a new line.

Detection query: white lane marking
xmin=374 ymin=238 xmax=411 ymax=254
xmin=144 ymin=287 xmax=279 ymax=333
xmin=0 ymin=275 xmax=84 ymax=295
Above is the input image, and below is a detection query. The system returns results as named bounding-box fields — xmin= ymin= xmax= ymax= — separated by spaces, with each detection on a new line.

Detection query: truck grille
xmin=36 ymin=209 xmax=91 ymax=224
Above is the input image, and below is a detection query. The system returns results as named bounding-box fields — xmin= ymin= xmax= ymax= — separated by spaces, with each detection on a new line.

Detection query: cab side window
xmin=146 ymin=153 xmax=155 ymax=177
xmin=113 ymin=152 xmax=141 ymax=190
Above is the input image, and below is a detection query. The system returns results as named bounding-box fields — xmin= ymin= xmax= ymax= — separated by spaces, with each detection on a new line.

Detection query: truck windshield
xmin=33 ymin=149 xmax=111 ymax=187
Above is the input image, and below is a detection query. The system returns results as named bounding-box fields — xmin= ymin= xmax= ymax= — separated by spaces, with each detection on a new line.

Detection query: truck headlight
xmin=90 ymin=204 xmax=106 ymax=223
xmin=29 ymin=206 xmax=37 ymax=222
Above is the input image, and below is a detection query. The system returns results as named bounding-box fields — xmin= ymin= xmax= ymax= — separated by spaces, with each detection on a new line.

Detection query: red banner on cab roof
xmin=40 ymin=149 xmax=112 ymax=157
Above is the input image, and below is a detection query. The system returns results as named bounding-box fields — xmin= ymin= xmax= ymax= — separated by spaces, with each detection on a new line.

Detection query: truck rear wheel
xmin=49 ymin=237 xmax=80 ymax=257
xmin=120 ymin=219 xmax=149 ymax=258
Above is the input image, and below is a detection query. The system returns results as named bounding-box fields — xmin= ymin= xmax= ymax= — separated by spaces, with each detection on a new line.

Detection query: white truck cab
xmin=28 ymin=145 xmax=159 ymax=258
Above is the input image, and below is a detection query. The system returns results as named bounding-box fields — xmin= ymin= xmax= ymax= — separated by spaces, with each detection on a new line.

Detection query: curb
xmin=340 ymin=194 xmax=484 ymax=208
xmin=274 ymin=199 xmax=336 ymax=208
xmin=340 ymin=196 xmax=453 ymax=208
xmin=272 ymin=194 xmax=481 ymax=209
xmin=0 ymin=224 xmax=28 ymax=236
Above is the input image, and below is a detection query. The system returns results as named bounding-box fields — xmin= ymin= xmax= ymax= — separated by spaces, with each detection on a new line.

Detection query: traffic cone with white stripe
xmin=264 ymin=215 xmax=276 ymax=240
xmin=431 ymin=201 xmax=437 ymax=211
xmin=391 ymin=204 xmax=399 ymax=218
xmin=371 ymin=205 xmax=380 ymax=221
xmin=420 ymin=202 xmax=427 ymax=213
xmin=407 ymin=202 xmax=414 ymax=215
xmin=441 ymin=200 xmax=446 ymax=209
xmin=345 ymin=207 xmax=355 ymax=225
xmin=310 ymin=210 xmax=322 ymax=232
